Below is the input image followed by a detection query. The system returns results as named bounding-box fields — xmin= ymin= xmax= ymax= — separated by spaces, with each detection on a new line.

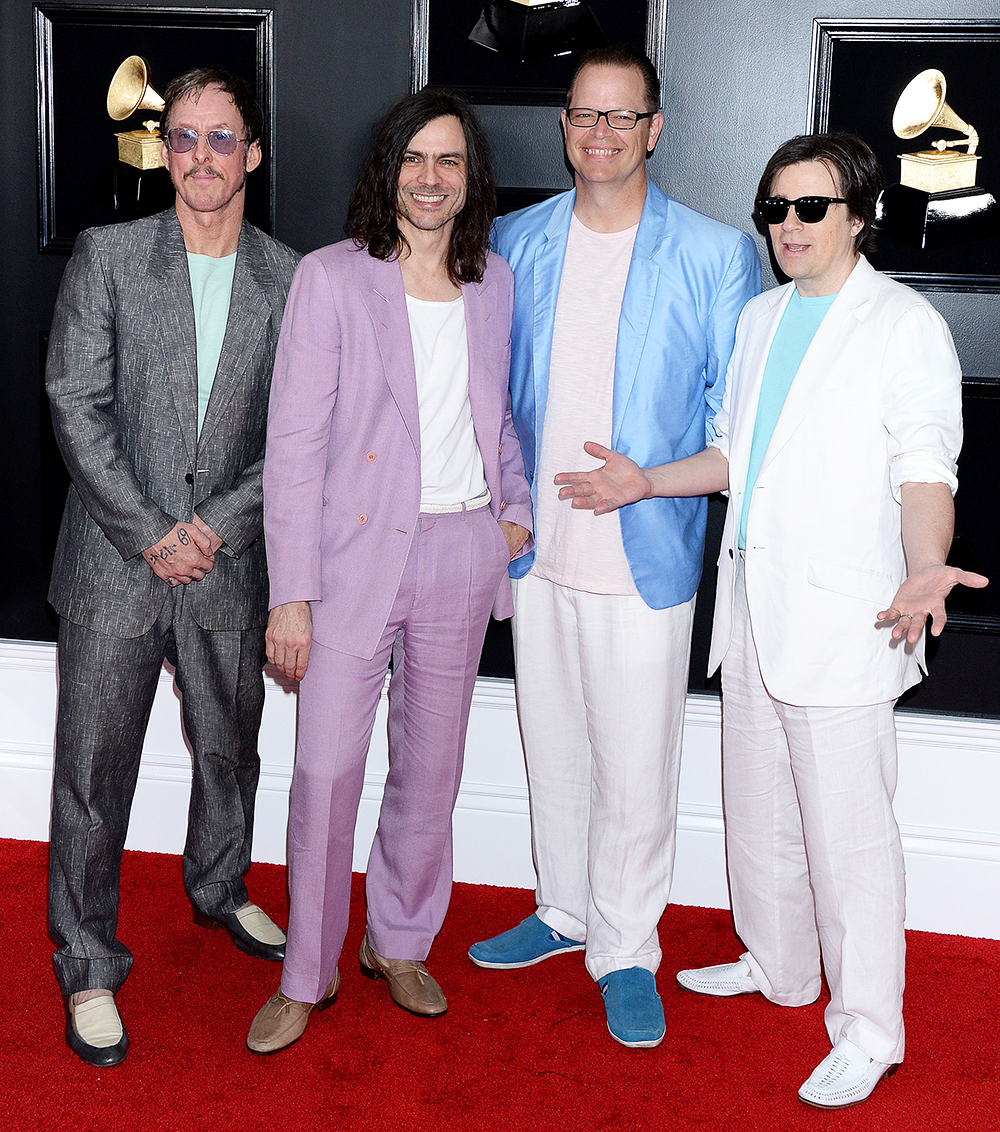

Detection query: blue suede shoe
xmin=468 ymin=914 xmax=585 ymax=969
xmin=598 ymin=967 xmax=665 ymax=1048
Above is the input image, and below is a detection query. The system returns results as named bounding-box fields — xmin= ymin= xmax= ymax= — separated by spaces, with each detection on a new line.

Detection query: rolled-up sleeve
xmin=881 ymin=303 xmax=962 ymax=501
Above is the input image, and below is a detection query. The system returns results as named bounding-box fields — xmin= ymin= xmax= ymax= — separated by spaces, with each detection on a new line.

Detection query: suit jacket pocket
xmin=807 ymin=556 xmax=896 ymax=606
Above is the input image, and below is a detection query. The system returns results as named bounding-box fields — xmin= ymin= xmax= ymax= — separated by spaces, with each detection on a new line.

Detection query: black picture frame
xmin=808 ymin=19 xmax=1000 ymax=293
xmin=34 ymin=4 xmax=274 ymax=254
xmin=411 ymin=0 xmax=667 ymax=105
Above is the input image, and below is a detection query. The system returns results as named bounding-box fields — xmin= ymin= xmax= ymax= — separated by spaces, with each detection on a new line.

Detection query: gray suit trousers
xmin=48 ymin=586 xmax=266 ymax=995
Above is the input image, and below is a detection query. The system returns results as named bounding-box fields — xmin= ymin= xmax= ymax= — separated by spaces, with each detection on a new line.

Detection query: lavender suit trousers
xmin=279 ymin=503 xmax=510 ymax=1004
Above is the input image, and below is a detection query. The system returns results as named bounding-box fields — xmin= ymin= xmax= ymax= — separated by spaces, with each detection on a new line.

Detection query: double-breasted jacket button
xmin=358 ymin=513 xmax=368 ymax=524
xmin=499 ymin=500 xmax=507 ymax=511
xmin=366 ymin=452 xmax=377 ymax=463
xmin=185 ymin=472 xmax=194 ymax=485
xmin=498 ymin=443 xmax=503 ymax=455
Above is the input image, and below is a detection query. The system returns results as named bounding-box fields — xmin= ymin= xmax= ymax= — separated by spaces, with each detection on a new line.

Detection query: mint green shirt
xmin=187 ymin=252 xmax=237 ymax=435
xmin=738 ymin=289 xmax=837 ymax=550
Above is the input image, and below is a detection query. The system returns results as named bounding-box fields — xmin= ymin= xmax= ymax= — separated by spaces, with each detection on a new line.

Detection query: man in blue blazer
xmin=469 ymin=44 xmax=760 ymax=1048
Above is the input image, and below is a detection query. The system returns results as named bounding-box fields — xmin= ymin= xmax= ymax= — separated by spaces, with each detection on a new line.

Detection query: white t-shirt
xmin=405 ymin=293 xmax=487 ymax=508
xmin=532 ymin=214 xmax=639 ymax=594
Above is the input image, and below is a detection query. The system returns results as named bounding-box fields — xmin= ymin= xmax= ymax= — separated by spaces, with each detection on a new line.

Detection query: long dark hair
xmin=756 ymin=132 xmax=885 ymax=257
xmin=346 ymin=88 xmax=495 ymax=285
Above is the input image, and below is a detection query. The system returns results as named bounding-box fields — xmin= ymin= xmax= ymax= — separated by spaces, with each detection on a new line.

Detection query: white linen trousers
xmin=721 ymin=558 xmax=906 ymax=1064
xmin=512 ymin=572 xmax=695 ymax=980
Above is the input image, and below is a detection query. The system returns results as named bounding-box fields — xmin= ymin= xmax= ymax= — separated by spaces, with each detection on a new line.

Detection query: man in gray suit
xmin=45 ymin=67 xmax=299 ymax=1067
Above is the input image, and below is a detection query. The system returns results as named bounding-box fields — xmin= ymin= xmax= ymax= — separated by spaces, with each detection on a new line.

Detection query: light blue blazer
xmin=494 ymin=183 xmax=761 ymax=609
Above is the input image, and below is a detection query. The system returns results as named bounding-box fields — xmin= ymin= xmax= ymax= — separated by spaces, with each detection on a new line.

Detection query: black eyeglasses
xmin=754 ymin=196 xmax=849 ymax=225
xmin=164 ymin=127 xmax=247 ymax=157
xmin=566 ymin=107 xmax=656 ymax=130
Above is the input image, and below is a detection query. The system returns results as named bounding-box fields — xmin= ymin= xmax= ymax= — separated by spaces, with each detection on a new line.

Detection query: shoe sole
xmin=193 ymin=911 xmax=285 ymax=962
xmin=467 ymin=942 xmax=586 ymax=970
xmin=248 ymin=1032 xmax=305 ymax=1056
xmin=676 ymin=980 xmax=759 ymax=997
xmin=605 ymin=1021 xmax=665 ymax=1049
xmin=65 ymin=1010 xmax=129 ymax=1067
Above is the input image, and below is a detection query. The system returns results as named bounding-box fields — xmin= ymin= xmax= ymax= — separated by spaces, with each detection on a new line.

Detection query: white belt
xmin=419 ymin=487 xmax=492 ymax=515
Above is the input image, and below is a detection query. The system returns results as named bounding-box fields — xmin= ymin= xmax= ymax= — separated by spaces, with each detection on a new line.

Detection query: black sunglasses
xmin=754 ymin=196 xmax=848 ymax=225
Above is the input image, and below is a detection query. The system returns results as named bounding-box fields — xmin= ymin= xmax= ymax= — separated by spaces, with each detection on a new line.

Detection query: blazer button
xmin=185 ymin=473 xmax=194 ymax=485
xmin=358 ymin=513 xmax=368 ymax=524
xmin=366 ymin=452 xmax=377 ymax=463
xmin=499 ymin=500 xmax=506 ymax=511
xmin=728 ymin=548 xmax=734 ymax=558
xmin=498 ymin=443 xmax=503 ymax=455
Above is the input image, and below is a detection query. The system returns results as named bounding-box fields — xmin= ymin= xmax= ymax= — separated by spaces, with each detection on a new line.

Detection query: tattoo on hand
xmin=147 ymin=542 xmax=178 ymax=564
xmin=178 ymin=527 xmax=189 ymax=546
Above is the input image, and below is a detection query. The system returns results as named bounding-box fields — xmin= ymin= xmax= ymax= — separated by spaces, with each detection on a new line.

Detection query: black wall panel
xmin=3 ymin=0 xmax=999 ymax=716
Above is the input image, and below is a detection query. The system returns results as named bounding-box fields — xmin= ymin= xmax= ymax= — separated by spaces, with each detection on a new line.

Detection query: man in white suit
xmin=553 ymin=133 xmax=987 ymax=1108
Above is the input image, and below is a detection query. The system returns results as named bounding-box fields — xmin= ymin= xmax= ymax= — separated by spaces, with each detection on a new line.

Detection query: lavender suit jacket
xmin=263 ymin=240 xmax=533 ymax=661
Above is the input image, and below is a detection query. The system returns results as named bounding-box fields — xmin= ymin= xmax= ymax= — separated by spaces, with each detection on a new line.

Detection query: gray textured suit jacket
xmin=47 ymin=208 xmax=300 ymax=637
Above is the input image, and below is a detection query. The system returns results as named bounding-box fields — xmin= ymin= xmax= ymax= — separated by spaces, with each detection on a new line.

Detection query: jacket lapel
xmin=611 ymin=187 xmax=662 ymax=448
xmin=198 ymin=221 xmax=273 ymax=450
xmin=727 ymin=284 xmax=792 ymax=479
xmin=530 ymin=192 xmax=575 ymax=450
xmin=363 ymin=255 xmax=421 ymax=456
xmin=463 ymin=274 xmax=498 ymax=445
xmin=148 ymin=210 xmax=199 ymax=464
xmin=758 ymin=257 xmax=874 ymax=475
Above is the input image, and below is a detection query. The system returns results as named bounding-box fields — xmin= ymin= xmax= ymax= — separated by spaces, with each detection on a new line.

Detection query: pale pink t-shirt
xmin=532 ymin=214 xmax=640 ymax=595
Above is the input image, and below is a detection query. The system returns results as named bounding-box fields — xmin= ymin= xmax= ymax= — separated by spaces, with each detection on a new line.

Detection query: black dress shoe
xmin=194 ymin=902 xmax=286 ymax=961
xmin=65 ymin=995 xmax=129 ymax=1067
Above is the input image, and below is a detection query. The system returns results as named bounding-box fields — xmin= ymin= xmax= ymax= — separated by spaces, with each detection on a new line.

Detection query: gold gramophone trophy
xmin=875 ymin=68 xmax=997 ymax=250
xmin=469 ymin=0 xmax=606 ymax=63
xmin=108 ymin=55 xmax=165 ymax=170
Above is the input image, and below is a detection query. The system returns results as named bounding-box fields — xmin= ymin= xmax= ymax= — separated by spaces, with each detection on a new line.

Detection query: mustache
xmin=184 ymin=165 xmax=222 ymax=180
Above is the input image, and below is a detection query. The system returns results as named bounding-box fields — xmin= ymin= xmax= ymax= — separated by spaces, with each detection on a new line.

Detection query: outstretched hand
xmin=554 ymin=442 xmax=652 ymax=516
xmin=877 ymin=564 xmax=988 ymax=645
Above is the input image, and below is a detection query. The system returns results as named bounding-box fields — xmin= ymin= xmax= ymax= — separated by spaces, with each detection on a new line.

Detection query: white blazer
xmin=708 ymin=256 xmax=962 ymax=706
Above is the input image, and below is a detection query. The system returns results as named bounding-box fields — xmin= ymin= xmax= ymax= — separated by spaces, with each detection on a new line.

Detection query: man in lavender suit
xmin=247 ymin=89 xmax=532 ymax=1054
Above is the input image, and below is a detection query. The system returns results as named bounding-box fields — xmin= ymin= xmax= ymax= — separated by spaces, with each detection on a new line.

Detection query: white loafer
xmin=676 ymin=958 xmax=760 ymax=996
xmin=798 ymin=1037 xmax=899 ymax=1108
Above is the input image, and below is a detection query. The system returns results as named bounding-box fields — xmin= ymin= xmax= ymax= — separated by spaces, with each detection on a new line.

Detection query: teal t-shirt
xmin=738 ymin=288 xmax=837 ymax=550
xmin=187 ymin=251 xmax=237 ymax=435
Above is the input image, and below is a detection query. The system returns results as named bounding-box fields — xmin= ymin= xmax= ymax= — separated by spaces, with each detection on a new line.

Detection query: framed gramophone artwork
xmin=411 ymin=0 xmax=666 ymax=104
xmin=810 ymin=19 xmax=1000 ymax=640
xmin=808 ymin=19 xmax=1000 ymax=293
xmin=34 ymin=5 xmax=273 ymax=254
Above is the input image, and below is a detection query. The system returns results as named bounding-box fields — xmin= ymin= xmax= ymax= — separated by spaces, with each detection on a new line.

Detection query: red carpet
xmin=2 ymin=838 xmax=997 ymax=1131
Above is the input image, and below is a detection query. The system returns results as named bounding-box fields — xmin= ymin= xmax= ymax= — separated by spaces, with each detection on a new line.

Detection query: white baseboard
xmin=3 ymin=639 xmax=1000 ymax=939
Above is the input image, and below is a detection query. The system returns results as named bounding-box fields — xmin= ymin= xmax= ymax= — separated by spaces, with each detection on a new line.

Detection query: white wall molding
xmin=3 ymin=639 xmax=1000 ymax=938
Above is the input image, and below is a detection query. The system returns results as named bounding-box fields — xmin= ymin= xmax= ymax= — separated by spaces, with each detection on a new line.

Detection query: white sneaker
xmin=798 ymin=1037 xmax=899 ymax=1108
xmin=676 ymin=958 xmax=760 ymax=996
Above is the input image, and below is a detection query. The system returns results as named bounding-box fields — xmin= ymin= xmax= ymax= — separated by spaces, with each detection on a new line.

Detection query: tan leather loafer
xmin=359 ymin=933 xmax=447 ymax=1016
xmin=246 ymin=971 xmax=339 ymax=1054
